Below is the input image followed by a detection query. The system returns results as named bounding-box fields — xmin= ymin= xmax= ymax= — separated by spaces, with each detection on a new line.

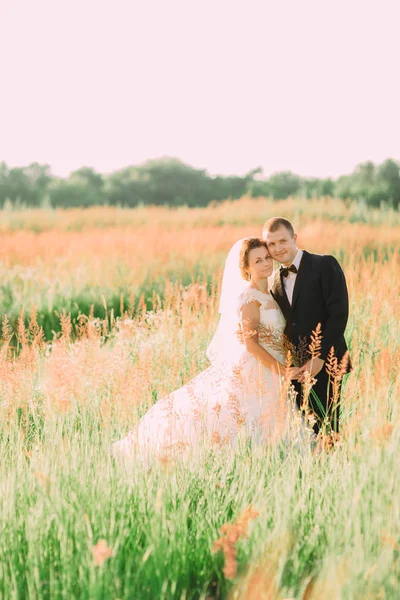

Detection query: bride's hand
xmin=286 ymin=366 xmax=303 ymax=380
xmin=297 ymin=358 xmax=325 ymax=382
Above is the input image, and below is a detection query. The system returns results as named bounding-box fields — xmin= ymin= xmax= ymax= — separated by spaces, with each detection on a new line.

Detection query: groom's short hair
xmin=262 ymin=217 xmax=295 ymax=238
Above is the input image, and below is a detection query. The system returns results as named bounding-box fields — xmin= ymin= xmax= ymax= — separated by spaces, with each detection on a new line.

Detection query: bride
xmin=112 ymin=238 xmax=313 ymax=461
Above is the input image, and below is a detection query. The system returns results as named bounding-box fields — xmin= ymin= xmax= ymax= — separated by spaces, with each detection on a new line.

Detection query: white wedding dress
xmin=112 ymin=287 xmax=313 ymax=462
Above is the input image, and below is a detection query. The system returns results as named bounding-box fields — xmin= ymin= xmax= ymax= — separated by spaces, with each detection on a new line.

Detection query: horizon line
xmin=1 ymin=154 xmax=399 ymax=182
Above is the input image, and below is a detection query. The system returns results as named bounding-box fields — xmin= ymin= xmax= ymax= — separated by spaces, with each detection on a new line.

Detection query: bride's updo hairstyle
xmin=239 ymin=238 xmax=268 ymax=281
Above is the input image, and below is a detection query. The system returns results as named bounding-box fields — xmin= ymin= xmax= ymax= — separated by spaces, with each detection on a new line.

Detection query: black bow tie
xmin=280 ymin=264 xmax=298 ymax=278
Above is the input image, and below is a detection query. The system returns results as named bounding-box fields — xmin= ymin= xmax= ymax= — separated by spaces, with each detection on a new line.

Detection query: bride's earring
xmin=247 ymin=272 xmax=251 ymax=281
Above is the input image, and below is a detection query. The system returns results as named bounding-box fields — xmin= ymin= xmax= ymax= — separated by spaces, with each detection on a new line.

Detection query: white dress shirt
xmin=282 ymin=249 xmax=303 ymax=305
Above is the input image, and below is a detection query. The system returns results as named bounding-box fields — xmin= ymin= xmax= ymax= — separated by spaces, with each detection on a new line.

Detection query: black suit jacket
xmin=270 ymin=251 xmax=350 ymax=368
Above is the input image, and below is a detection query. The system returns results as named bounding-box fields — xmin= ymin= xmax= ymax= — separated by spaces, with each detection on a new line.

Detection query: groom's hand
xmin=297 ymin=357 xmax=325 ymax=382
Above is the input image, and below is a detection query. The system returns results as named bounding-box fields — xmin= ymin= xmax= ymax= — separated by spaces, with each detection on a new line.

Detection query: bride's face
xmin=247 ymin=247 xmax=273 ymax=281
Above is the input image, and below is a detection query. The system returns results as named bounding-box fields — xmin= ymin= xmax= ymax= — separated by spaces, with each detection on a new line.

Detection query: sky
xmin=1 ymin=0 xmax=399 ymax=180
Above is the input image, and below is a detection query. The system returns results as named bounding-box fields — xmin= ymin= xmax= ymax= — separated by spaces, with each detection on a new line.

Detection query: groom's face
xmin=264 ymin=226 xmax=298 ymax=266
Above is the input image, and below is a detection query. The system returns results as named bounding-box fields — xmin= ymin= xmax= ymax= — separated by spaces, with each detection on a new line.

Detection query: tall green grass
xmin=1 ymin=399 xmax=399 ymax=599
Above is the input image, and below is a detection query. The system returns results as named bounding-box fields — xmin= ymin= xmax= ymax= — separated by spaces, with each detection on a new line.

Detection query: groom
xmin=263 ymin=217 xmax=351 ymax=434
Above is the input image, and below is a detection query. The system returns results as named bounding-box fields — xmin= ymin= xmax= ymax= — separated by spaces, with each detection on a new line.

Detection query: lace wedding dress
xmin=111 ymin=287 xmax=312 ymax=461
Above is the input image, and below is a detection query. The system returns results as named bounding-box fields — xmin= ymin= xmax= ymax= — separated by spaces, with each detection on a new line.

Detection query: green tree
xmin=376 ymin=159 xmax=400 ymax=207
xmin=104 ymin=166 xmax=153 ymax=207
xmin=265 ymin=171 xmax=302 ymax=199
xmin=335 ymin=160 xmax=400 ymax=207
xmin=0 ymin=162 xmax=52 ymax=207
xmin=49 ymin=167 xmax=105 ymax=207
xmin=135 ymin=158 xmax=212 ymax=206
xmin=1 ymin=157 xmax=399 ymax=209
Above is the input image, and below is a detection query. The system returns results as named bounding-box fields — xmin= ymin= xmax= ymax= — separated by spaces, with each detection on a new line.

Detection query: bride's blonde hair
xmin=239 ymin=238 xmax=268 ymax=281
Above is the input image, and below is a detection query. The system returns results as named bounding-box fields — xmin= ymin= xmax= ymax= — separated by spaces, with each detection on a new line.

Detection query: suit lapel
xmin=291 ymin=250 xmax=313 ymax=309
xmin=270 ymin=268 xmax=292 ymax=320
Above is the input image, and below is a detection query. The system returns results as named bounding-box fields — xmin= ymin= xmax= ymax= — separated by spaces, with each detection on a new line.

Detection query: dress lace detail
xmin=111 ymin=285 xmax=313 ymax=461
xmin=238 ymin=288 xmax=281 ymax=312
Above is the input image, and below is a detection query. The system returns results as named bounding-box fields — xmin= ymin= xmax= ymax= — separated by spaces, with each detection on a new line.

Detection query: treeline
xmin=0 ymin=157 xmax=399 ymax=209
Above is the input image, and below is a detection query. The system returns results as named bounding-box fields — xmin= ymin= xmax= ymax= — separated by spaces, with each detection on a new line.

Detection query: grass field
xmin=0 ymin=196 xmax=399 ymax=599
